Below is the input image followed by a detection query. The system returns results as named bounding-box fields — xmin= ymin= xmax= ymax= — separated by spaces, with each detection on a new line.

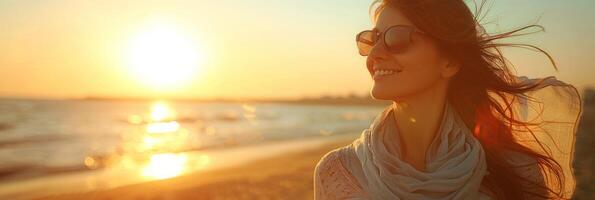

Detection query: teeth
xmin=373 ymin=69 xmax=399 ymax=76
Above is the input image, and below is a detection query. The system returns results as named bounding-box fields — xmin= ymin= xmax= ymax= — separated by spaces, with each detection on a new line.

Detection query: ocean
xmin=0 ymin=99 xmax=384 ymax=184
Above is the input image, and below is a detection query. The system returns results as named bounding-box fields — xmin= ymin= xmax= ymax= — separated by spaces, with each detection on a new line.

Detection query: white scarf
xmin=344 ymin=100 xmax=490 ymax=200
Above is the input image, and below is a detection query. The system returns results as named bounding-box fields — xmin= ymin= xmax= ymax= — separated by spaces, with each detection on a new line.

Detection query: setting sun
xmin=126 ymin=22 xmax=204 ymax=89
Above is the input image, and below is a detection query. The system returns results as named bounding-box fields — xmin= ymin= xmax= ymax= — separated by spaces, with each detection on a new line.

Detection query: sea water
xmin=0 ymin=99 xmax=384 ymax=183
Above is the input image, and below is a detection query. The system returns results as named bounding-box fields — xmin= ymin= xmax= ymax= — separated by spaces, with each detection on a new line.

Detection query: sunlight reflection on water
xmin=146 ymin=121 xmax=180 ymax=134
xmin=134 ymin=101 xmax=213 ymax=180
xmin=141 ymin=153 xmax=187 ymax=179
xmin=140 ymin=152 xmax=211 ymax=180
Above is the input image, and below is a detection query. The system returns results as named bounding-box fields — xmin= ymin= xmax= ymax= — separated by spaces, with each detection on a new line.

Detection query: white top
xmin=314 ymin=146 xmax=552 ymax=200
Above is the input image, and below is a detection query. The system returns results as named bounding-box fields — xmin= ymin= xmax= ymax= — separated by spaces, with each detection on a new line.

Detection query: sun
xmin=126 ymin=23 xmax=204 ymax=89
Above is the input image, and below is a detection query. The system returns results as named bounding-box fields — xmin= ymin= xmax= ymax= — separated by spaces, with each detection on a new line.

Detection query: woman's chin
xmin=371 ymin=86 xmax=412 ymax=102
xmin=371 ymin=87 xmax=397 ymax=101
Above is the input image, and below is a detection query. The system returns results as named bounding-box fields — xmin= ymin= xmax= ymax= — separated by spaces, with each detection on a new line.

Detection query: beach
xmin=33 ymin=133 xmax=356 ymax=200
xmin=0 ymin=100 xmax=382 ymax=200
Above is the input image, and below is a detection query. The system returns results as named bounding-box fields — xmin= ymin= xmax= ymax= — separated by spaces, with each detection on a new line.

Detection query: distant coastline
xmin=73 ymin=94 xmax=392 ymax=106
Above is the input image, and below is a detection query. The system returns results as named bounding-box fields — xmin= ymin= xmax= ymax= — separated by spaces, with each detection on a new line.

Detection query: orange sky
xmin=1 ymin=0 xmax=594 ymax=100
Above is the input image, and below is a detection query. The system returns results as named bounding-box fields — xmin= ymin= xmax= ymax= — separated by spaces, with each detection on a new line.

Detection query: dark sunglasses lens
xmin=385 ymin=26 xmax=412 ymax=53
xmin=357 ymin=31 xmax=375 ymax=56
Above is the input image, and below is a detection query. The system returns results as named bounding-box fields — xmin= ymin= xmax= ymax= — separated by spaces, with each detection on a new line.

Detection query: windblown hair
xmin=371 ymin=0 xmax=567 ymax=199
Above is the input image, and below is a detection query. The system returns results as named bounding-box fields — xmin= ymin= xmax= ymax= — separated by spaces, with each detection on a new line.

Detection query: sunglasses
xmin=356 ymin=25 xmax=426 ymax=56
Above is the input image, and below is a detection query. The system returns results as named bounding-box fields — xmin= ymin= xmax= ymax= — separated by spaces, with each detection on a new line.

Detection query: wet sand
xmin=35 ymin=135 xmax=356 ymax=200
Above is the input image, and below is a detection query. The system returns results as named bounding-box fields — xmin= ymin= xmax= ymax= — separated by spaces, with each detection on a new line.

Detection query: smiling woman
xmin=313 ymin=0 xmax=582 ymax=199
xmin=126 ymin=22 xmax=205 ymax=90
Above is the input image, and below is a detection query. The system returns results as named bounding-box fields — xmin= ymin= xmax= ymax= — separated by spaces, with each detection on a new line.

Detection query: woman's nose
xmin=366 ymin=42 xmax=391 ymax=72
xmin=367 ymin=39 xmax=391 ymax=64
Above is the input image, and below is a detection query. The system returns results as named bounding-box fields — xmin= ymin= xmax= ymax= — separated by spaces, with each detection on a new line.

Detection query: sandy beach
xmin=33 ymin=134 xmax=356 ymax=200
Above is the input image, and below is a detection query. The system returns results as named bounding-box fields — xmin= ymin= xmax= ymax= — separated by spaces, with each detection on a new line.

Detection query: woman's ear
xmin=441 ymin=61 xmax=461 ymax=78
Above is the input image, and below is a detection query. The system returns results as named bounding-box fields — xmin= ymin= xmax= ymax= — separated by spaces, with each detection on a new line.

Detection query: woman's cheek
xmin=401 ymin=54 xmax=444 ymax=89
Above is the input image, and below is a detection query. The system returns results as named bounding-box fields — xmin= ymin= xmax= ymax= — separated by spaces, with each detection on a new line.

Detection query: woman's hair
xmin=371 ymin=0 xmax=567 ymax=199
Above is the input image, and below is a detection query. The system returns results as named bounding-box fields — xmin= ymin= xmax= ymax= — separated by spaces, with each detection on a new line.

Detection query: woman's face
xmin=366 ymin=6 xmax=457 ymax=102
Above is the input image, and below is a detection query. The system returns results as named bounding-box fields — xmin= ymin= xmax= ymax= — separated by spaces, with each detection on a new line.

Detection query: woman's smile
xmin=373 ymin=69 xmax=400 ymax=81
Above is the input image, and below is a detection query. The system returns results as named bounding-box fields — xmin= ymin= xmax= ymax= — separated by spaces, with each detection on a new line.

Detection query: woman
xmin=313 ymin=0 xmax=582 ymax=199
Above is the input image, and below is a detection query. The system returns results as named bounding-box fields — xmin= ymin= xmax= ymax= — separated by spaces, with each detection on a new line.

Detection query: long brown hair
xmin=371 ymin=0 xmax=567 ymax=199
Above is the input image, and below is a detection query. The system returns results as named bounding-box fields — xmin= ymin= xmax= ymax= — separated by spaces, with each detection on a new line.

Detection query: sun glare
xmin=150 ymin=101 xmax=176 ymax=121
xmin=127 ymin=23 xmax=204 ymax=89
xmin=141 ymin=153 xmax=188 ymax=179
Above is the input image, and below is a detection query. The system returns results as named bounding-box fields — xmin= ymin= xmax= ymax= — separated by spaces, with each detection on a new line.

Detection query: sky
xmin=0 ymin=0 xmax=594 ymax=100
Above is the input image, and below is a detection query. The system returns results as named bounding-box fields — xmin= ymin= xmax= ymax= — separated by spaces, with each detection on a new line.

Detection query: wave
xmin=0 ymin=135 xmax=69 ymax=148
xmin=0 ymin=163 xmax=93 ymax=183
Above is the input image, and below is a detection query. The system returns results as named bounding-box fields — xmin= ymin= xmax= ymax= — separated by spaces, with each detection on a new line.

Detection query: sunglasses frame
xmin=356 ymin=25 xmax=426 ymax=56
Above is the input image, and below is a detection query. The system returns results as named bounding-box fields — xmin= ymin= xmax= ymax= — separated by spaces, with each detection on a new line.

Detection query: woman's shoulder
xmin=314 ymin=146 xmax=367 ymax=199
xmin=314 ymin=146 xmax=349 ymax=175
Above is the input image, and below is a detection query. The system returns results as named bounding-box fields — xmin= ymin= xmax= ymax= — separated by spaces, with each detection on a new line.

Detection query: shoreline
xmin=1 ymin=133 xmax=359 ymax=200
